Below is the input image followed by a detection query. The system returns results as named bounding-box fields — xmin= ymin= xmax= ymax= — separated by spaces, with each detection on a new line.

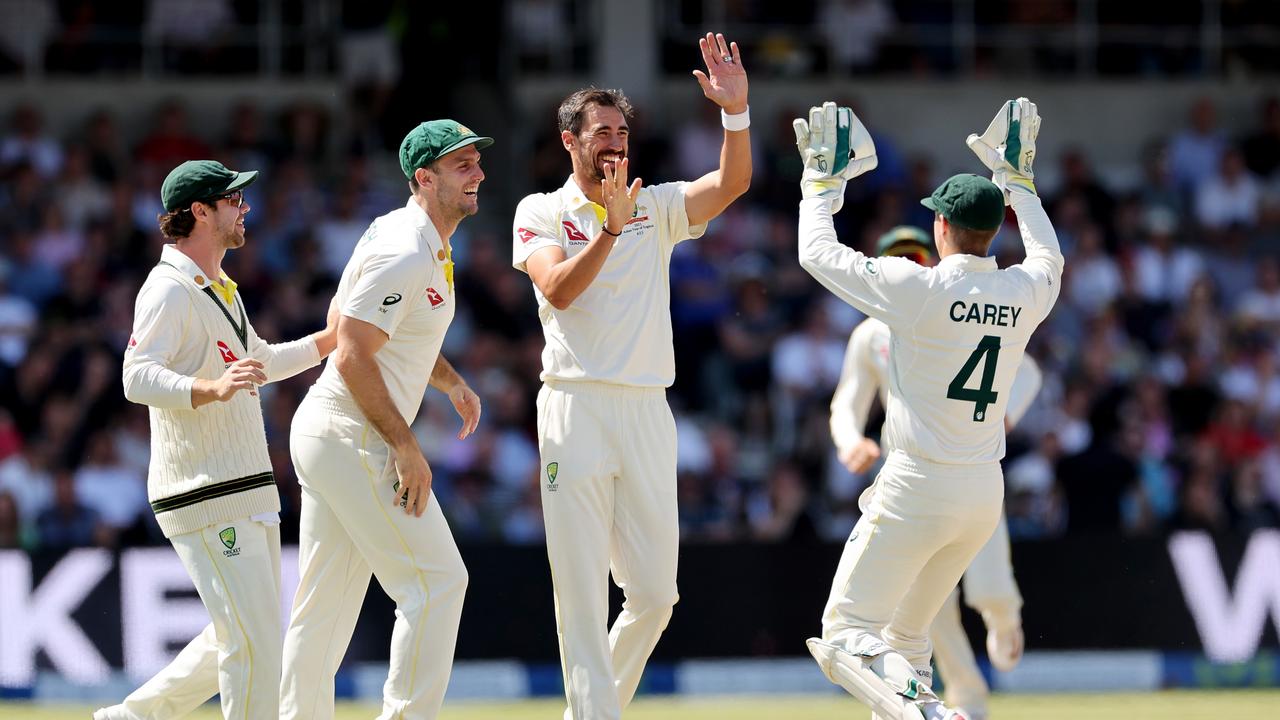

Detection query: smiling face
xmin=196 ymin=191 xmax=250 ymax=249
xmin=563 ymin=103 xmax=629 ymax=183
xmin=417 ymin=143 xmax=485 ymax=220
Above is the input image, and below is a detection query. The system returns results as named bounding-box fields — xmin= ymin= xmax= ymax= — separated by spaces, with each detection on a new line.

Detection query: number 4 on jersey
xmin=947 ymin=335 xmax=1001 ymax=422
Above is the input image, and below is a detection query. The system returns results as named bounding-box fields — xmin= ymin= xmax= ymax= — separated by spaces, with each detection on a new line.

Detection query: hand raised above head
xmin=692 ymin=32 xmax=748 ymax=114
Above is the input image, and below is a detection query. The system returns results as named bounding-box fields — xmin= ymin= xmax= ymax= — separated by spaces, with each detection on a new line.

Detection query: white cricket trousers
xmin=536 ymin=381 xmax=680 ymax=720
xmin=99 ymin=517 xmax=282 ymax=720
xmin=929 ymin=511 xmax=1022 ymax=713
xmin=821 ymin=450 xmax=1002 ymax=692
xmin=281 ymin=397 xmax=468 ymax=720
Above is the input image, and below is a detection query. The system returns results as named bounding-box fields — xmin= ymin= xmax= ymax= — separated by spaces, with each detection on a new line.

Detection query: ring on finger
xmin=722 ymin=54 xmax=733 ymax=63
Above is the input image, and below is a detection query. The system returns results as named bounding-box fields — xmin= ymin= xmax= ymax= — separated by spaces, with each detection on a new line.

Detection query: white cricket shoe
xmin=986 ymin=623 xmax=1024 ymax=672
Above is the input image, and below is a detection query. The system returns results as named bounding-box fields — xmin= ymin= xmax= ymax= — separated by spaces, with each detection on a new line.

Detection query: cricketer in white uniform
xmin=280 ymin=120 xmax=488 ymax=720
xmin=796 ymin=99 xmax=1062 ymax=720
xmin=104 ymin=160 xmax=337 ymax=720
xmin=830 ymin=226 xmax=1042 ymax=720
xmin=512 ymin=33 xmax=751 ymax=720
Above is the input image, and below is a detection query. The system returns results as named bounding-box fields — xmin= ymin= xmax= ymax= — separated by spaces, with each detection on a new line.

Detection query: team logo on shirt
xmin=216 ymin=341 xmax=238 ymax=365
xmin=562 ymin=220 xmax=589 ymax=245
xmin=219 ymin=527 xmax=240 ymax=557
xmin=517 ymin=228 xmax=537 ymax=243
xmin=545 ymin=462 xmax=559 ymax=492
xmin=864 ymin=260 xmax=878 ymax=275
xmin=426 ymin=287 xmax=445 ymax=308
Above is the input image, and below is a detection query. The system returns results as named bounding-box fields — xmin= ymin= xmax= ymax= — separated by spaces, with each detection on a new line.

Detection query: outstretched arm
xmin=684 ymin=32 xmax=752 ymax=227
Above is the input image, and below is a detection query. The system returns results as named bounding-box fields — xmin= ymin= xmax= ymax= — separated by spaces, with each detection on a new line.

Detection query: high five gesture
xmin=693 ymin=32 xmax=748 ymax=115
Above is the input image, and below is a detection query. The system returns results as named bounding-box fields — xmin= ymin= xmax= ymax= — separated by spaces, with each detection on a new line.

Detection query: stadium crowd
xmin=1 ymin=89 xmax=1279 ymax=552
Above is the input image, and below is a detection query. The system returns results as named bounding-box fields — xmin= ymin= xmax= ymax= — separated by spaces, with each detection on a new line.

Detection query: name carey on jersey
xmin=949 ymin=301 xmax=1023 ymax=327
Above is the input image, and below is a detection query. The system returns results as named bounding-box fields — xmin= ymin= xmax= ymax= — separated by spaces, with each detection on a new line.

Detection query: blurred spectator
xmin=72 ymin=430 xmax=147 ymax=542
xmin=0 ymin=104 xmax=63 ymax=178
xmin=145 ymin=0 xmax=236 ymax=73
xmin=0 ymin=262 xmax=36 ymax=365
xmin=818 ymin=0 xmax=895 ymax=72
xmin=1130 ymin=206 xmax=1204 ymax=306
xmin=57 ymin=145 xmax=112 ymax=231
xmin=1064 ymin=224 xmax=1121 ymax=316
xmin=135 ymin=100 xmax=211 ymax=170
xmin=1169 ymin=97 xmax=1226 ymax=193
xmin=0 ymin=439 xmax=53 ymax=528
xmin=36 ymin=468 xmax=104 ymax=549
xmin=1194 ymin=148 xmax=1261 ymax=230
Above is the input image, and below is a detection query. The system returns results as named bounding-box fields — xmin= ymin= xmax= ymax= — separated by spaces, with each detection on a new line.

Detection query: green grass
xmin=4 ymin=690 xmax=1277 ymax=719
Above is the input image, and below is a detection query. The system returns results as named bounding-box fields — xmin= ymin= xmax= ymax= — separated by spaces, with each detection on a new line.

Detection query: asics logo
xmin=382 ymin=294 xmax=402 ymax=306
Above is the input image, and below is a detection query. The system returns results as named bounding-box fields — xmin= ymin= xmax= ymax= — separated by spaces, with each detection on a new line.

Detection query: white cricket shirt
xmin=801 ymin=191 xmax=1063 ymax=464
xmin=512 ymin=176 xmax=707 ymax=387
xmin=829 ymin=316 xmax=1044 ymax=455
xmin=309 ymin=198 xmax=455 ymax=424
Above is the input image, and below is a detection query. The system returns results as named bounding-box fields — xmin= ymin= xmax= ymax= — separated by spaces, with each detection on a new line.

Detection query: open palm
xmin=692 ymin=32 xmax=748 ymax=114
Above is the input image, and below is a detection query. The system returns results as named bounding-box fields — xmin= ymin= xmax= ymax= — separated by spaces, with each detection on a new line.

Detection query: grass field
xmin=3 ymin=690 xmax=1277 ymax=719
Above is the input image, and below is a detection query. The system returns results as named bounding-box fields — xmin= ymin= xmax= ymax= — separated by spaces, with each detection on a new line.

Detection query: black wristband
xmin=601 ymin=225 xmax=621 ymax=237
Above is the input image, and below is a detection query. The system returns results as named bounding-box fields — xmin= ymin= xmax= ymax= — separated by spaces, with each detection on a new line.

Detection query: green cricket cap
xmin=920 ymin=174 xmax=1005 ymax=231
xmin=399 ymin=119 xmax=494 ymax=179
xmin=161 ymin=160 xmax=258 ymax=212
xmin=876 ymin=225 xmax=932 ymax=256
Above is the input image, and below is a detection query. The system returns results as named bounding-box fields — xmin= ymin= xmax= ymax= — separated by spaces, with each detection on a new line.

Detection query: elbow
xmin=333 ymin=345 xmax=360 ymax=380
xmin=121 ymin=371 xmax=143 ymax=405
xmin=547 ymin=294 xmax=573 ymax=311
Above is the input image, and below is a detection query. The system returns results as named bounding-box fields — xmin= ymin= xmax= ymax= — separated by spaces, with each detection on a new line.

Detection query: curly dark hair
xmin=557 ymin=87 xmax=634 ymax=136
xmin=157 ymin=201 xmax=214 ymax=240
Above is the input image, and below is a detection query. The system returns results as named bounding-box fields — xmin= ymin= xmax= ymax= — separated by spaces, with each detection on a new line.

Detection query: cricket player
xmin=279 ymin=120 xmax=487 ymax=720
xmin=104 ymin=160 xmax=338 ymax=720
xmin=830 ymin=226 xmax=1042 ymax=720
xmin=797 ymin=98 xmax=1062 ymax=720
xmin=512 ymin=32 xmax=751 ymax=720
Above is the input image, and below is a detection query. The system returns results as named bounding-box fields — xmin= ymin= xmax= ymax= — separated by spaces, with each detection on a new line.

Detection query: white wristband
xmin=721 ymin=106 xmax=750 ymax=132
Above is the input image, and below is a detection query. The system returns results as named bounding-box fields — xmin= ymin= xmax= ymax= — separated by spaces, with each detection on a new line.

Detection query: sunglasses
xmin=210 ymin=190 xmax=245 ymax=208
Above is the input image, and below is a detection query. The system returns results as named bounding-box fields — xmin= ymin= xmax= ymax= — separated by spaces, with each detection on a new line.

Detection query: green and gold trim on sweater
xmin=150 ymin=472 xmax=275 ymax=514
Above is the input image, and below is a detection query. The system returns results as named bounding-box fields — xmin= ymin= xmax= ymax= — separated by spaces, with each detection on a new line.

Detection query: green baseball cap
xmin=161 ymin=160 xmax=258 ymax=212
xmin=876 ymin=225 xmax=932 ymax=256
xmin=920 ymin=174 xmax=1005 ymax=231
xmin=399 ymin=119 xmax=494 ymax=179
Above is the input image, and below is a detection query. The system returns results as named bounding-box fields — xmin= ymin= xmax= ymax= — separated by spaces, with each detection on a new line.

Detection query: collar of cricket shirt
xmin=405 ymin=197 xmax=454 ymax=294
xmin=158 ymin=244 xmax=247 ymax=348
xmin=560 ymin=174 xmax=609 ymax=225
xmin=936 ymin=254 xmax=999 ymax=272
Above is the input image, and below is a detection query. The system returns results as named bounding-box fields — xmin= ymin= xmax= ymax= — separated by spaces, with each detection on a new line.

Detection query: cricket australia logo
xmin=545 ymin=462 xmax=559 ymax=492
xmin=219 ymin=527 xmax=240 ymax=557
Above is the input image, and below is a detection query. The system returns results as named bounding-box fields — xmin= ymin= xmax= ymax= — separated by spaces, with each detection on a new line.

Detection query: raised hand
xmin=601 ymin=156 xmax=642 ymax=236
xmin=966 ymin=97 xmax=1041 ymax=200
xmin=793 ymin=102 xmax=878 ymax=212
xmin=692 ymin=32 xmax=748 ymax=114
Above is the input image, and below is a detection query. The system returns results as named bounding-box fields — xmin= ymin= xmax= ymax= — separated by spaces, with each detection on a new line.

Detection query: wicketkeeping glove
xmin=966 ymin=97 xmax=1040 ymax=203
xmin=793 ymin=101 xmax=878 ymax=213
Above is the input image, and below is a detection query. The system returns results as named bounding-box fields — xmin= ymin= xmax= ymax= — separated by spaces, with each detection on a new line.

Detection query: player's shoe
xmin=986 ymin=623 xmax=1024 ymax=672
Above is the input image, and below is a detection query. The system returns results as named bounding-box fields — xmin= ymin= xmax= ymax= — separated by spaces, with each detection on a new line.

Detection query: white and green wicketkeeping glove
xmin=793 ymin=101 xmax=878 ymax=213
xmin=966 ymin=97 xmax=1041 ymax=203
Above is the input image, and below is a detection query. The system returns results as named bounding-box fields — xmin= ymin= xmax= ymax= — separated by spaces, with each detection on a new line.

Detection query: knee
xmin=627 ymin=584 xmax=679 ymax=620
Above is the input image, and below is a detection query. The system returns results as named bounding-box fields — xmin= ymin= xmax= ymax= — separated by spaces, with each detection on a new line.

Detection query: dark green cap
xmin=161 ymin=160 xmax=258 ymax=212
xmin=876 ymin=225 xmax=932 ymax=256
xmin=399 ymin=119 xmax=494 ymax=179
xmin=920 ymin=174 xmax=1005 ymax=231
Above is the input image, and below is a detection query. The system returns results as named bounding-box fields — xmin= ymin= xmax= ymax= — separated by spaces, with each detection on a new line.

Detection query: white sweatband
xmin=721 ymin=106 xmax=750 ymax=131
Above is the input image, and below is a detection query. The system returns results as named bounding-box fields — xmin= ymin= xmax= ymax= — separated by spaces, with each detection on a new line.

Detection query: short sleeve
xmin=342 ymin=250 xmax=429 ymax=338
xmin=647 ymin=181 xmax=706 ymax=247
xmin=513 ymin=194 xmax=564 ymax=274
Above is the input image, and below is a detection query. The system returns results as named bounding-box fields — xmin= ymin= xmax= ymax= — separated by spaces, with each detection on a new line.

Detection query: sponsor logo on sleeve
xmin=517 ymin=228 xmax=537 ymax=243
xmin=425 ymin=287 xmax=445 ymax=308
